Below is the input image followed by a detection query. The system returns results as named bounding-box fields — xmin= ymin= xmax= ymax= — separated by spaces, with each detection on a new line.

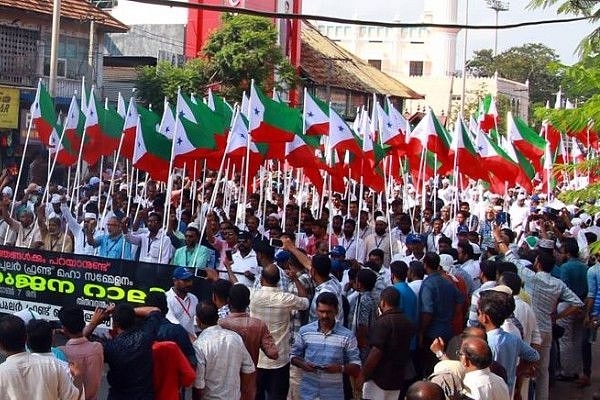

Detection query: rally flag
xmin=248 ymin=81 xmax=301 ymax=143
xmin=450 ymin=116 xmax=484 ymax=181
xmin=356 ymin=110 xmax=385 ymax=192
xmin=30 ymin=80 xmax=58 ymax=146
xmin=406 ymin=107 xmax=452 ymax=174
xmin=506 ymin=112 xmax=546 ymax=172
xmin=121 ymin=97 xmax=139 ymax=159
xmin=475 ymin=129 xmax=520 ymax=185
xmin=567 ymin=120 xmax=599 ymax=151
xmin=158 ymin=99 xmax=176 ymax=140
xmin=132 ymin=107 xmax=172 ymax=182
xmin=82 ymin=88 xmax=125 ymax=165
xmin=286 ymin=133 xmax=329 ymax=193
xmin=477 ymin=94 xmax=498 ymax=133
xmin=207 ymin=88 xmax=234 ymax=127
xmin=226 ymin=110 xmax=262 ymax=185
xmin=378 ymin=98 xmax=409 ymax=151
xmin=328 ymin=105 xmax=362 ymax=159
xmin=303 ymin=90 xmax=329 ymax=136
xmin=541 ymin=142 xmax=556 ymax=194
xmin=571 ymin=138 xmax=585 ymax=163
xmin=172 ymin=90 xmax=221 ymax=165
xmin=501 ymin=139 xmax=535 ymax=192
xmin=50 ymin=95 xmax=84 ymax=166
xmin=117 ymin=93 xmax=127 ymax=119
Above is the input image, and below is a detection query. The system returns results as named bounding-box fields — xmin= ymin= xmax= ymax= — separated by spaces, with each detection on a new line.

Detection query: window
xmin=368 ymin=60 xmax=382 ymax=70
xmin=409 ymin=61 xmax=424 ymax=76
xmin=43 ymin=57 xmax=67 ymax=78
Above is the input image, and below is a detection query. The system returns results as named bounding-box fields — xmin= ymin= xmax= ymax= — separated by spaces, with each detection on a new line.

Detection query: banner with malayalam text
xmin=0 ymin=246 xmax=177 ymax=322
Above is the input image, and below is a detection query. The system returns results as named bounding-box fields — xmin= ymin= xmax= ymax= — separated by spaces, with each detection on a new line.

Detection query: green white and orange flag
xmin=303 ymin=89 xmax=329 ymax=136
xmin=133 ymin=107 xmax=172 ymax=182
xmin=30 ymin=80 xmax=57 ymax=146
xmin=506 ymin=111 xmax=546 ymax=172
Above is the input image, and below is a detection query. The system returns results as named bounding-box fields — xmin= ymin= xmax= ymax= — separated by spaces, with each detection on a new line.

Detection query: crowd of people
xmin=0 ymin=161 xmax=598 ymax=400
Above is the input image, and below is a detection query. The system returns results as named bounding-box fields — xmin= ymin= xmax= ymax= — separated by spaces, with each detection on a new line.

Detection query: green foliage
xmin=134 ymin=14 xmax=297 ymax=111
xmin=467 ymin=43 xmax=561 ymax=106
xmin=528 ymin=0 xmax=600 ymax=55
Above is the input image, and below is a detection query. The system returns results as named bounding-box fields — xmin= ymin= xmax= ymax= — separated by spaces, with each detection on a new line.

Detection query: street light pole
xmin=486 ymin=0 xmax=509 ymax=56
xmin=49 ymin=0 xmax=62 ymax=97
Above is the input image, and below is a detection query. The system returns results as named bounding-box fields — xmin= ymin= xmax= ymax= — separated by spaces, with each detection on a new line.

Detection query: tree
xmin=528 ymin=0 xmax=600 ymax=54
xmin=134 ymin=14 xmax=297 ymax=111
xmin=202 ymin=14 xmax=297 ymax=100
xmin=467 ymin=43 xmax=561 ymax=107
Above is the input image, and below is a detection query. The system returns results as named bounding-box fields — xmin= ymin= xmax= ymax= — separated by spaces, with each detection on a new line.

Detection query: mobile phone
xmin=270 ymin=238 xmax=284 ymax=248
xmin=196 ymin=269 xmax=207 ymax=278
xmin=495 ymin=211 xmax=507 ymax=226
xmin=225 ymin=250 xmax=233 ymax=261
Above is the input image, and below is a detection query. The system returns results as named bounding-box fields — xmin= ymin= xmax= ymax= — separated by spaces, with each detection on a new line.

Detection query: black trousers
xmin=256 ymin=363 xmax=290 ymax=400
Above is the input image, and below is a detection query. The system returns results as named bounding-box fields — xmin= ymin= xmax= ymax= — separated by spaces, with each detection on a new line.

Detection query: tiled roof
xmin=300 ymin=21 xmax=423 ymax=99
xmin=0 ymin=0 xmax=128 ymax=33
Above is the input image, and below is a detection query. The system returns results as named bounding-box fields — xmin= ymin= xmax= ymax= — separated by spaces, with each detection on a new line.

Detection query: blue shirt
xmin=291 ymin=321 xmax=361 ymax=400
xmin=393 ymin=281 xmax=418 ymax=350
xmin=419 ymin=271 xmax=464 ymax=341
xmin=95 ymin=233 xmax=133 ymax=260
xmin=486 ymin=328 xmax=539 ymax=394
xmin=587 ymin=264 xmax=600 ymax=316
xmin=560 ymin=258 xmax=588 ymax=300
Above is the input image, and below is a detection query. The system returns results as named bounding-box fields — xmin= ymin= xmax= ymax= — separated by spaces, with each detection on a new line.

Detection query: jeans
xmin=257 ymin=363 xmax=290 ymax=400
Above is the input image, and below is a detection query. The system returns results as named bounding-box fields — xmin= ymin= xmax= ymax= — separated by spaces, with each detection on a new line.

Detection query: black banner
xmin=0 ymin=246 xmax=179 ymax=321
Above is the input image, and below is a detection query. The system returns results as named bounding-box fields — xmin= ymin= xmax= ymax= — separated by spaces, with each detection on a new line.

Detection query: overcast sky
xmin=111 ymin=0 xmax=594 ymax=66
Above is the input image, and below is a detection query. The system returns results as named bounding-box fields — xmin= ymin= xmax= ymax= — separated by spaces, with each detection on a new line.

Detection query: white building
xmin=313 ymin=0 xmax=529 ymax=120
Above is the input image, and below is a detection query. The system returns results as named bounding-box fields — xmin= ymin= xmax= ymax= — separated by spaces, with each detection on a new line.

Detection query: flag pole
xmin=100 ymin=123 xmax=127 ymax=225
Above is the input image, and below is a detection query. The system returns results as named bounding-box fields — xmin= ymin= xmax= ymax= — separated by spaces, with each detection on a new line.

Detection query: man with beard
xmin=87 ymin=216 xmax=132 ymax=259
xmin=36 ymin=205 xmax=73 ymax=253
xmin=171 ymin=224 xmax=211 ymax=269
xmin=166 ymin=267 xmax=199 ymax=338
xmin=362 ymin=216 xmax=395 ymax=268
xmin=125 ymin=211 xmax=173 ymax=263
xmin=339 ymin=219 xmax=358 ymax=261
xmin=2 ymin=205 xmax=42 ymax=249
xmin=228 ymin=231 xmax=259 ymax=287
xmin=391 ymin=213 xmax=413 ymax=257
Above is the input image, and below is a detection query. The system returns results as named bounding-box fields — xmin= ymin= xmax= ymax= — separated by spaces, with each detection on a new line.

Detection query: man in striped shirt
xmin=291 ymin=292 xmax=361 ymax=400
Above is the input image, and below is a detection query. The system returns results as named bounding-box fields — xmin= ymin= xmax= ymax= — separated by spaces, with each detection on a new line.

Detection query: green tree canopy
xmin=134 ymin=13 xmax=297 ymax=113
xmin=467 ymin=43 xmax=561 ymax=106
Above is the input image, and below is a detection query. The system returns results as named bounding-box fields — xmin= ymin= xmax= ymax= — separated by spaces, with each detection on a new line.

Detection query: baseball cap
xmin=457 ymin=225 xmax=469 ymax=235
xmin=173 ymin=267 xmax=194 ymax=280
xmin=531 ymin=195 xmax=540 ymax=202
xmin=329 ymin=245 xmax=346 ymax=257
xmin=275 ymin=250 xmax=291 ymax=264
xmin=406 ymin=233 xmax=423 ymax=245
xmin=88 ymin=176 xmax=101 ymax=186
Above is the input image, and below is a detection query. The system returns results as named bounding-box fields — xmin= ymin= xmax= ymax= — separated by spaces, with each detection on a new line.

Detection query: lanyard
xmin=175 ymin=295 xmax=191 ymax=319
xmin=374 ymin=235 xmax=385 ymax=249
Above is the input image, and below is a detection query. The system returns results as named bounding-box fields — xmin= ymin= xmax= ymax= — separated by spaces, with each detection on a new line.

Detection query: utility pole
xmin=486 ymin=0 xmax=509 ymax=56
xmin=49 ymin=0 xmax=61 ymax=97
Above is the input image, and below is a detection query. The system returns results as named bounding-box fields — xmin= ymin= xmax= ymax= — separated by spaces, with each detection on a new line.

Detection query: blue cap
xmin=531 ymin=195 xmax=540 ymax=202
xmin=457 ymin=225 xmax=469 ymax=235
xmin=329 ymin=245 xmax=346 ymax=257
xmin=406 ymin=233 xmax=423 ymax=245
xmin=173 ymin=267 xmax=194 ymax=280
xmin=275 ymin=250 xmax=291 ymax=264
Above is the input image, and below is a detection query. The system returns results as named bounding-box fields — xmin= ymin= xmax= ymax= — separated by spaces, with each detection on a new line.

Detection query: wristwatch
xmin=435 ymin=350 xmax=445 ymax=359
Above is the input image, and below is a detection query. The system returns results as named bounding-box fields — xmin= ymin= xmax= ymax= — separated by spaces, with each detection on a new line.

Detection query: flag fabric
xmin=172 ymin=90 xmax=223 ymax=165
xmin=475 ymin=129 xmax=520 ymax=185
xmin=450 ymin=116 xmax=484 ymax=181
xmin=379 ymin=98 xmax=409 ymax=152
xmin=121 ymin=97 xmax=139 ymax=159
xmin=30 ymin=81 xmax=58 ymax=146
xmin=501 ymin=139 xmax=535 ymax=193
xmin=406 ymin=107 xmax=451 ymax=174
xmin=117 ymin=93 xmax=127 ymax=119
xmin=226 ymin=110 xmax=262 ymax=185
xmin=506 ymin=112 xmax=546 ymax=172
xmin=567 ymin=121 xmax=599 ymax=150
xmin=477 ymin=94 xmax=498 ymax=133
xmin=132 ymin=107 xmax=172 ymax=182
xmin=248 ymin=82 xmax=301 ymax=143
xmin=207 ymin=89 xmax=233 ymax=127
xmin=571 ymin=138 xmax=585 ymax=163
xmin=50 ymin=95 xmax=84 ymax=166
xmin=82 ymin=88 xmax=125 ymax=165
xmin=541 ymin=142 xmax=556 ymax=194
xmin=158 ymin=99 xmax=176 ymax=140
xmin=328 ymin=106 xmax=362 ymax=159
xmin=303 ymin=90 xmax=329 ymax=136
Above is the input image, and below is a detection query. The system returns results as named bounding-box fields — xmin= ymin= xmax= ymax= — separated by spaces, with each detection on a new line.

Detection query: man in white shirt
xmin=226 ymin=231 xmax=259 ymax=287
xmin=0 ymin=314 xmax=81 ymax=400
xmin=460 ymin=337 xmax=510 ymax=400
xmin=125 ymin=211 xmax=173 ymax=263
xmin=193 ymin=301 xmax=255 ymax=400
xmin=166 ymin=267 xmax=199 ymax=338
